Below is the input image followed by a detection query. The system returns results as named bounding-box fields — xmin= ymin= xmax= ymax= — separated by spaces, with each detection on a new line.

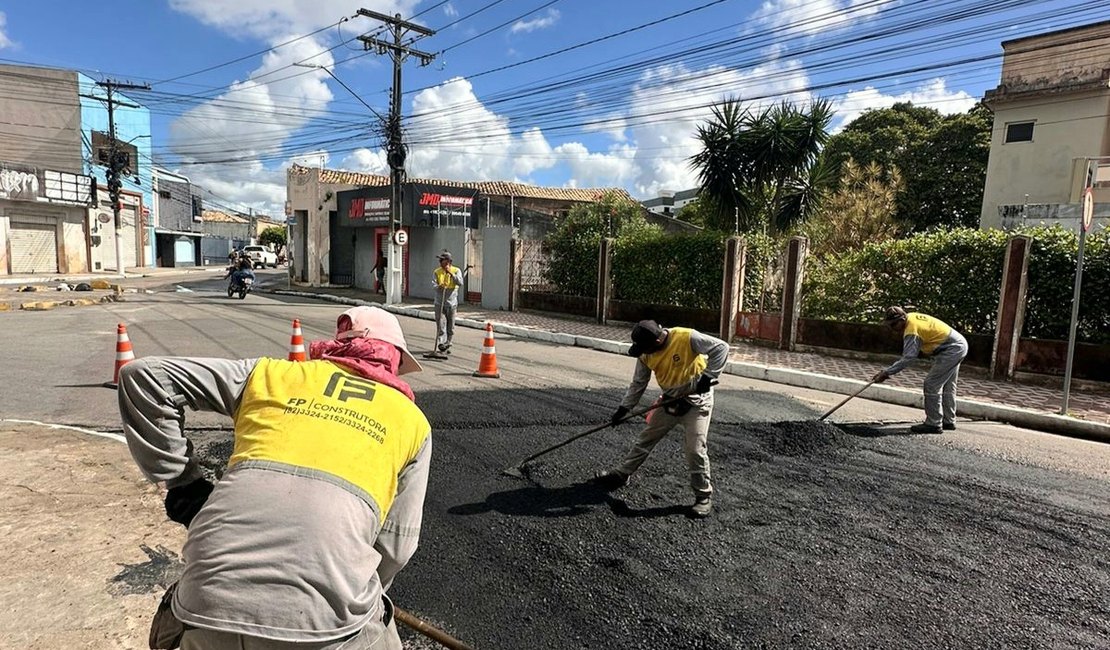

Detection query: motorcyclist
xmin=229 ymin=258 xmax=255 ymax=289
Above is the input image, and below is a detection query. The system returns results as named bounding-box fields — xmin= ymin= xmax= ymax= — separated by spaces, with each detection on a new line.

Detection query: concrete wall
xmin=0 ymin=65 xmax=84 ymax=174
xmin=0 ymin=202 xmax=87 ymax=274
xmin=482 ymin=226 xmax=514 ymax=310
xmin=999 ymin=23 xmax=1110 ymax=92
xmin=981 ymin=93 xmax=1110 ymax=228
xmin=407 ymin=226 xmax=466 ymax=301
xmin=157 ymin=176 xmax=203 ymax=233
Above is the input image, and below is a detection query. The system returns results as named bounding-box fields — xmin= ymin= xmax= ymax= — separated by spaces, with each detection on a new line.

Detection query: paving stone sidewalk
xmin=273 ymin=285 xmax=1110 ymax=426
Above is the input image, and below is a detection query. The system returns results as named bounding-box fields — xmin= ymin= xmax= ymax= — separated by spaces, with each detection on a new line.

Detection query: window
xmin=1005 ymin=121 xmax=1034 ymax=143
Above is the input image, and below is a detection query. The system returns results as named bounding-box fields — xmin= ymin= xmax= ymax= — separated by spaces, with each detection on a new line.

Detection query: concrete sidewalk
xmin=270 ymin=285 xmax=1110 ymax=441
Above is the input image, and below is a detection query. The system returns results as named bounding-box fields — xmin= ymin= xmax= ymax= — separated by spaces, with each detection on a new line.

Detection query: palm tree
xmin=690 ymin=98 xmax=834 ymax=234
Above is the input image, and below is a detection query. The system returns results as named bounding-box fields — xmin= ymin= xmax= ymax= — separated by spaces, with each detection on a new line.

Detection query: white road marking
xmin=1 ymin=418 xmax=125 ymax=444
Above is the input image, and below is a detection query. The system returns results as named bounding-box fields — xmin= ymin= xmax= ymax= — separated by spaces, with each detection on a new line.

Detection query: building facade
xmin=642 ymin=188 xmax=699 ymax=216
xmin=286 ymin=165 xmax=689 ymax=306
xmin=0 ymin=65 xmax=98 ymax=275
xmin=980 ymin=20 xmax=1110 ymax=230
xmin=151 ymin=168 xmax=205 ymax=267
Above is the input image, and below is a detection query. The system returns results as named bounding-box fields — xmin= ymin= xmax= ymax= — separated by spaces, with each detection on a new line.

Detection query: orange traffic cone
xmin=106 ymin=323 xmax=135 ymax=388
xmin=473 ymin=322 xmax=501 ymax=379
xmin=288 ymin=319 xmax=306 ymax=361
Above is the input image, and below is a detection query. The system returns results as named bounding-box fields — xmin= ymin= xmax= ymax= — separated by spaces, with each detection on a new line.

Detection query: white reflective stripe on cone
xmin=117 ymin=351 xmax=136 ymax=360
xmin=482 ymin=346 xmax=496 ymax=354
xmin=290 ymin=345 xmax=306 ymax=353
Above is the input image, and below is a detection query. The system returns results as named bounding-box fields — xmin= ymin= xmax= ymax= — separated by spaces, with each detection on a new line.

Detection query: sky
xmin=1 ymin=0 xmax=1107 ymax=217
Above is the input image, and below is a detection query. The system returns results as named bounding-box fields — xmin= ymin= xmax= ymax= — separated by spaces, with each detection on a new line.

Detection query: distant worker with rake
xmin=118 ymin=306 xmax=430 ymax=650
xmin=593 ymin=319 xmax=729 ymax=518
xmin=872 ymin=306 xmax=968 ymax=433
xmin=427 ymin=250 xmax=465 ymax=359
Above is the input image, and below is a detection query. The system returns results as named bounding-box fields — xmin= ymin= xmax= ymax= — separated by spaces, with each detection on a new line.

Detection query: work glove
xmin=610 ymin=406 xmax=630 ymax=426
xmin=164 ymin=478 xmax=214 ymax=528
xmin=695 ymin=374 xmax=714 ymax=394
xmin=871 ymin=370 xmax=890 ymax=383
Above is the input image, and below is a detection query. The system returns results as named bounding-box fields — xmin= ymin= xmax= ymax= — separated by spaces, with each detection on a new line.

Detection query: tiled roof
xmin=202 ymin=209 xmax=248 ymax=223
xmin=290 ymin=164 xmax=630 ymax=203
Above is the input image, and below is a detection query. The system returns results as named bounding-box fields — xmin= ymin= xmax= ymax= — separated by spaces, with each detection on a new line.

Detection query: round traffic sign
xmin=1082 ymin=187 xmax=1094 ymax=232
xmin=393 ymin=230 xmax=408 ymax=246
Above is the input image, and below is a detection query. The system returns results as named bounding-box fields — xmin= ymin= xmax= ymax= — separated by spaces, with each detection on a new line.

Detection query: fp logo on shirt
xmin=323 ymin=373 xmax=377 ymax=402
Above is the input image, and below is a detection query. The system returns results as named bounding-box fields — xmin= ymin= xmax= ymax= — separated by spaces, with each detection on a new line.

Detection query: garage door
xmin=10 ymin=221 xmax=58 ymax=274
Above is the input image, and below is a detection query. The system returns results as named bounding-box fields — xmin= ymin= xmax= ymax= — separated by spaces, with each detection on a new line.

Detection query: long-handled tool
xmin=502 ymin=382 xmax=717 ymax=479
xmin=395 ymin=606 xmax=475 ymax=650
xmin=818 ymin=380 xmax=876 ymax=421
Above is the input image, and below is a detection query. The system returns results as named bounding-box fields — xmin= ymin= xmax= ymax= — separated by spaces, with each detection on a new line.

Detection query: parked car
xmin=243 ymin=245 xmax=278 ymax=269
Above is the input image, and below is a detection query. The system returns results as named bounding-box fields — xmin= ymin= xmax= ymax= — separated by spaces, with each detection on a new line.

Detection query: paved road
xmin=2 ymin=275 xmax=1108 ymax=649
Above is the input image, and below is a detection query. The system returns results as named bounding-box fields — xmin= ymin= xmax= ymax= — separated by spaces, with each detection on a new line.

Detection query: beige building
xmin=980 ymin=20 xmax=1110 ymax=229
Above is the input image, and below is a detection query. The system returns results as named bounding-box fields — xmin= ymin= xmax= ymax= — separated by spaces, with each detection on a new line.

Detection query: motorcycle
xmin=227 ymin=274 xmax=254 ymax=300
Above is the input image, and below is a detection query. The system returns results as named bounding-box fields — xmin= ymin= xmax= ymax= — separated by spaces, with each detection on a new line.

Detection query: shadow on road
xmin=448 ymin=482 xmax=694 ymax=520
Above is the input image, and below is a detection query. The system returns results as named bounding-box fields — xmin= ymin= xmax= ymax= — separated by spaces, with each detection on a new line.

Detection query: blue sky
xmin=1 ymin=0 xmax=1106 ymax=215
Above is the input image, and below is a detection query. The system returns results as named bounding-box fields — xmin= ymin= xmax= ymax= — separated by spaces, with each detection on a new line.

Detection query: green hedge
xmin=612 ymin=232 xmax=726 ymax=309
xmin=803 ymin=226 xmax=1110 ymax=343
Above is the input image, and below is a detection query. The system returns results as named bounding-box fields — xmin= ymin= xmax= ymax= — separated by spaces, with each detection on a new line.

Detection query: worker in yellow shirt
xmin=593 ymin=320 xmax=729 ymax=518
xmin=427 ymin=250 xmax=465 ymax=359
xmin=872 ymin=307 xmax=968 ymax=433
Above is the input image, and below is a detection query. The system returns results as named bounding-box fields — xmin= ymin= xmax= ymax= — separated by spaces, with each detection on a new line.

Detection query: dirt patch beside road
xmin=0 ymin=423 xmax=184 ymax=650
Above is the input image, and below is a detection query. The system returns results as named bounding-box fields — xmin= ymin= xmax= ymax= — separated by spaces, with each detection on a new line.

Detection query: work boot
xmin=439 ymin=342 xmax=452 ymax=353
xmin=910 ymin=423 xmax=942 ymax=434
xmin=943 ymin=421 xmax=956 ymax=431
xmin=591 ymin=470 xmax=628 ymax=491
xmin=691 ymin=495 xmax=713 ymax=518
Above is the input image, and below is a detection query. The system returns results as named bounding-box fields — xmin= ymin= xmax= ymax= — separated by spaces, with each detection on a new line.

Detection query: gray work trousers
xmin=434 ymin=301 xmax=456 ymax=350
xmin=616 ymin=393 xmax=713 ymax=497
xmin=922 ymin=334 xmax=968 ymax=427
xmin=180 ymin=616 xmax=401 ymax=650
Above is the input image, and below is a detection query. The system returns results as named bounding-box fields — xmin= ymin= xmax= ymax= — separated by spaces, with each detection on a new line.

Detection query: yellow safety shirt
xmin=229 ymin=357 xmax=430 ymax=522
xmin=904 ymin=312 xmax=953 ymax=356
xmin=640 ymin=327 xmax=708 ymax=390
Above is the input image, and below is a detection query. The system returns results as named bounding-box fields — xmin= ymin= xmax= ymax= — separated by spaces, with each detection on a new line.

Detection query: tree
xmin=690 ymin=98 xmax=835 ymax=234
xmin=822 ymin=102 xmax=991 ymax=231
xmin=899 ymin=103 xmax=992 ymax=230
xmin=259 ymin=226 xmax=287 ymax=249
xmin=804 ymin=159 xmax=903 ymax=259
xmin=822 ymin=102 xmax=942 ymax=180
xmin=543 ymin=192 xmax=661 ymax=296
xmin=674 ymin=195 xmax=714 ymax=228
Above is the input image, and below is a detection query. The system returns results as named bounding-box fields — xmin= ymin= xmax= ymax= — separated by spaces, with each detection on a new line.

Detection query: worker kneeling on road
xmin=872 ymin=306 xmax=968 ymax=434
xmin=118 ymin=306 xmax=430 ymax=650
xmin=593 ymin=320 xmax=728 ymax=518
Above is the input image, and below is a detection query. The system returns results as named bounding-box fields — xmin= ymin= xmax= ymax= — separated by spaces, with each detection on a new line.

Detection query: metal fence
xmin=518 ymin=238 xmax=554 ymax=293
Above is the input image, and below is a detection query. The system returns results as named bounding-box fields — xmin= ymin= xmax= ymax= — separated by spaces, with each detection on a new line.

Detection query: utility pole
xmin=83 ymin=80 xmax=150 ymax=277
xmin=357 ymin=9 xmax=435 ymax=305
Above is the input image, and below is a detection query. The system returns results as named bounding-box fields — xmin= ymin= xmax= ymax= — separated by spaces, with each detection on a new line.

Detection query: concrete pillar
xmin=597 ymin=237 xmax=614 ymax=324
xmin=719 ymin=236 xmax=747 ymax=343
xmin=991 ymin=235 xmax=1032 ymax=380
xmin=779 ymin=236 xmax=808 ymax=351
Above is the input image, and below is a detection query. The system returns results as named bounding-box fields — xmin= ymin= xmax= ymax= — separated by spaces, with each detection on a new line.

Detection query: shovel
xmin=502 ymin=381 xmax=717 ymax=479
xmin=817 ymin=380 xmax=876 ymax=422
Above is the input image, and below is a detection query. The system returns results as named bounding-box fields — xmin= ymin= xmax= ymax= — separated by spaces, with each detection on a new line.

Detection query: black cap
xmin=628 ymin=320 xmax=666 ymax=356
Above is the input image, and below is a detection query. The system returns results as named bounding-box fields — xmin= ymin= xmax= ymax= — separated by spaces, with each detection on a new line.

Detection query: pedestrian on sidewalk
xmin=872 ymin=306 xmax=969 ymax=433
xmin=593 ymin=319 xmax=729 ymax=518
xmin=430 ymin=250 xmax=464 ymax=356
xmin=372 ymin=248 xmax=387 ymax=294
xmin=118 ymin=305 xmax=430 ymax=650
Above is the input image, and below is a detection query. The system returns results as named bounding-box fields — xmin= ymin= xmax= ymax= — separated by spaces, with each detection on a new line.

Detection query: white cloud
xmin=510 ymin=8 xmax=561 ymax=34
xmin=339 ymin=147 xmax=389 ymax=175
xmin=185 ymin=161 xmax=287 ymax=216
xmin=169 ymin=0 xmax=421 ymax=38
xmin=621 ymin=59 xmax=813 ymax=197
xmin=553 ymin=142 xmax=638 ymax=188
xmin=751 ymin=0 xmax=881 ymax=38
xmin=404 ymin=77 xmax=561 ymax=181
xmin=0 ymin=12 xmax=13 ymax=50
xmin=832 ymin=78 xmax=978 ymax=131
xmin=443 ymin=2 xmax=458 ymax=18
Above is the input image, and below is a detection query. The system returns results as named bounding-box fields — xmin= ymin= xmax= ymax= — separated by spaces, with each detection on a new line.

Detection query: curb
xmin=268 ymin=289 xmax=1110 ymax=443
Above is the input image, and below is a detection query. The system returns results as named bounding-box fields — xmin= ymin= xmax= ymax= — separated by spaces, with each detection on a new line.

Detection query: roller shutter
xmin=10 ymin=221 xmax=58 ymax=274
